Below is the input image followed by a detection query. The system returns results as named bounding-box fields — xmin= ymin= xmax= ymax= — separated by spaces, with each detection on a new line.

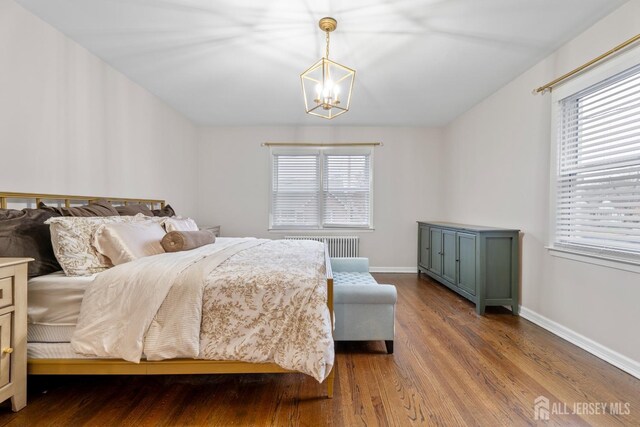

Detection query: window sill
xmin=268 ymin=228 xmax=375 ymax=233
xmin=546 ymin=245 xmax=640 ymax=274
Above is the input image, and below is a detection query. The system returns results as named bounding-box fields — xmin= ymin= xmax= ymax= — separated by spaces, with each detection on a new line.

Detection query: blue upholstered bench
xmin=330 ymin=258 xmax=397 ymax=354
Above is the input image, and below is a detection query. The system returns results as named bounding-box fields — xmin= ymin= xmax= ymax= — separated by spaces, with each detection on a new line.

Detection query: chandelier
xmin=300 ymin=17 xmax=355 ymax=119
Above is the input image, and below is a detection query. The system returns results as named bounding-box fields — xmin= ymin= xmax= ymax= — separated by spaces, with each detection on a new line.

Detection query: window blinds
xmin=556 ymin=63 xmax=640 ymax=256
xmin=271 ymin=148 xmax=373 ymax=229
xmin=323 ymin=154 xmax=371 ymax=227
xmin=271 ymin=154 xmax=320 ymax=228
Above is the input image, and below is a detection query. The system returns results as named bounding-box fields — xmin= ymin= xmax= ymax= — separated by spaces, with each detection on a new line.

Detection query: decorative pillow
xmin=152 ymin=204 xmax=176 ymax=217
xmin=46 ymin=215 xmax=144 ymax=276
xmin=39 ymin=200 xmax=119 ymax=217
xmin=115 ymin=204 xmax=153 ymax=217
xmin=0 ymin=208 xmax=62 ymax=277
xmin=93 ymin=222 xmax=166 ymax=265
xmin=163 ymin=217 xmax=199 ymax=232
xmin=161 ymin=230 xmax=215 ymax=253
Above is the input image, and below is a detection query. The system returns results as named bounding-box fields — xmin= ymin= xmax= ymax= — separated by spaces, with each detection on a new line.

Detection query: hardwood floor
xmin=1 ymin=273 xmax=639 ymax=426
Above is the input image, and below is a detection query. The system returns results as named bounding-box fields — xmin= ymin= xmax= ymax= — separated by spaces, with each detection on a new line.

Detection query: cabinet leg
xmin=11 ymin=392 xmax=26 ymax=412
xmin=476 ymin=303 xmax=485 ymax=315
xmin=385 ymin=340 xmax=394 ymax=354
xmin=511 ymin=304 xmax=520 ymax=316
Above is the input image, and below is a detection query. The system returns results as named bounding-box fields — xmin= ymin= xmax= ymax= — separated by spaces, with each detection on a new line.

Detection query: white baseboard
xmin=370 ymin=267 xmax=418 ymax=273
xmin=519 ymin=307 xmax=640 ymax=380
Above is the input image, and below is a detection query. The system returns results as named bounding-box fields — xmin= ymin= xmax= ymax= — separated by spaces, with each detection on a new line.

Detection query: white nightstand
xmin=0 ymin=258 xmax=31 ymax=412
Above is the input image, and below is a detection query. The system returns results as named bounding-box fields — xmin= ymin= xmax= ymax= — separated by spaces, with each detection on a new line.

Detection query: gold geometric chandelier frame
xmin=300 ymin=17 xmax=356 ymax=120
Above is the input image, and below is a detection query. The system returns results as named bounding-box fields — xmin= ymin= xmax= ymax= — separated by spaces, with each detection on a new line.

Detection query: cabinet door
xmin=442 ymin=230 xmax=457 ymax=283
xmin=0 ymin=313 xmax=10 ymax=388
xmin=418 ymin=226 xmax=430 ymax=269
xmin=429 ymin=228 xmax=442 ymax=275
xmin=457 ymin=232 xmax=477 ymax=296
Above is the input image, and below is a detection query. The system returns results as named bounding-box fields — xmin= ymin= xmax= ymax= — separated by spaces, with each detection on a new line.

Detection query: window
xmin=553 ymin=62 xmax=640 ymax=259
xmin=270 ymin=147 xmax=373 ymax=229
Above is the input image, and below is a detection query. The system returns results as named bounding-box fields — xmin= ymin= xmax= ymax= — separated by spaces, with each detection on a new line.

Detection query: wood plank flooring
xmin=1 ymin=273 xmax=639 ymax=426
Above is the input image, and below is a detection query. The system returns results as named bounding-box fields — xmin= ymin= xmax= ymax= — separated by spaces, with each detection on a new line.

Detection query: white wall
xmin=0 ymin=0 xmax=198 ymax=216
xmin=442 ymin=1 xmax=640 ymax=366
xmin=197 ymin=127 xmax=443 ymax=269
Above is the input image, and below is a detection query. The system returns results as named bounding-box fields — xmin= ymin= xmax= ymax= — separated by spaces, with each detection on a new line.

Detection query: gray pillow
xmin=39 ymin=200 xmax=119 ymax=217
xmin=0 ymin=208 xmax=62 ymax=277
xmin=116 ymin=204 xmax=153 ymax=217
xmin=152 ymin=204 xmax=176 ymax=217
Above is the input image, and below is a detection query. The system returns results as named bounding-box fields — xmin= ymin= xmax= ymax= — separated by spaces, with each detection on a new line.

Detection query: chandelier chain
xmin=325 ymin=31 xmax=330 ymax=59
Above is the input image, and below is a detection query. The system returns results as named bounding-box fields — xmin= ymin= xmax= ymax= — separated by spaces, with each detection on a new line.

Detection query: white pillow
xmin=163 ymin=217 xmax=199 ymax=232
xmin=46 ymin=214 xmax=146 ymax=276
xmin=93 ymin=222 xmax=166 ymax=266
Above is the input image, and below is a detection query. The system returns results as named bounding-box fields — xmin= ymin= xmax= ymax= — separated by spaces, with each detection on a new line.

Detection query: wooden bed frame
xmin=1 ymin=192 xmax=335 ymax=398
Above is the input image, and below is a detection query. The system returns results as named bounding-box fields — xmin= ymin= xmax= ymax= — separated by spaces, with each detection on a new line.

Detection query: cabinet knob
xmin=2 ymin=347 xmax=13 ymax=355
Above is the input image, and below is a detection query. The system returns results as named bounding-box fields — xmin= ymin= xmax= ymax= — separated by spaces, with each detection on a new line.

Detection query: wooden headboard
xmin=0 ymin=191 xmax=165 ymax=210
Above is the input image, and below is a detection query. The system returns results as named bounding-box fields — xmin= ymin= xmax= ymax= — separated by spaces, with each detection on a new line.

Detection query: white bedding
xmin=71 ymin=238 xmax=334 ymax=382
xmin=28 ymin=271 xmax=94 ymax=326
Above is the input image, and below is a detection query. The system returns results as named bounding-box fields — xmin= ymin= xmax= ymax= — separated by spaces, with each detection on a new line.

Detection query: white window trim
xmin=546 ymin=245 xmax=640 ymax=274
xmin=268 ymin=146 xmax=374 ymax=231
xmin=548 ymin=46 xmax=640 ymax=270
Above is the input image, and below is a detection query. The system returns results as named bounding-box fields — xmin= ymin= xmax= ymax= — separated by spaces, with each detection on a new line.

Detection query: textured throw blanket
xmin=72 ymin=238 xmax=334 ymax=382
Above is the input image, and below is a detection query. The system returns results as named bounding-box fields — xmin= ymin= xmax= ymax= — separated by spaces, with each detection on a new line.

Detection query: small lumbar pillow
xmin=161 ymin=230 xmax=215 ymax=253
xmin=93 ymin=221 xmax=166 ymax=265
xmin=163 ymin=217 xmax=199 ymax=232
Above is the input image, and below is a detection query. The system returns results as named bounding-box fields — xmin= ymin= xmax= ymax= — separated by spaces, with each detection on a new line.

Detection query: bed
xmin=1 ymin=192 xmax=335 ymax=397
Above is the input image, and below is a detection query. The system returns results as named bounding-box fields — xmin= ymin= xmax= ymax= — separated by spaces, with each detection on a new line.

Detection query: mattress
xmin=27 ymin=343 xmax=150 ymax=360
xmin=27 ymin=325 xmax=76 ymax=343
xmin=28 ymin=342 xmax=101 ymax=359
xmin=28 ymin=271 xmax=95 ymax=343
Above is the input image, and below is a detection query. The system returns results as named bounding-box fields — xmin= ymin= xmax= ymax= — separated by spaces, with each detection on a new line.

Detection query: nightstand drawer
xmin=0 ymin=278 xmax=13 ymax=309
xmin=0 ymin=313 xmax=11 ymax=388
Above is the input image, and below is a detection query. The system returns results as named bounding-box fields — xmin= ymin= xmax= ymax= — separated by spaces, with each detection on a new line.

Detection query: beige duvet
xmin=71 ymin=238 xmax=334 ymax=382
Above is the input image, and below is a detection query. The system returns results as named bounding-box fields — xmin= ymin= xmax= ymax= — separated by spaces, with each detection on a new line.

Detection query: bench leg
xmin=385 ymin=340 xmax=394 ymax=354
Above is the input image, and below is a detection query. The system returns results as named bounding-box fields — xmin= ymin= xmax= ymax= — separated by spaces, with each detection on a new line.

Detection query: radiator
xmin=284 ymin=236 xmax=359 ymax=258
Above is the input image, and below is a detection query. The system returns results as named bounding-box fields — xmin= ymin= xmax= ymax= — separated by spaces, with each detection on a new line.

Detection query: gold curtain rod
xmin=262 ymin=142 xmax=382 ymax=147
xmin=534 ymin=33 xmax=640 ymax=94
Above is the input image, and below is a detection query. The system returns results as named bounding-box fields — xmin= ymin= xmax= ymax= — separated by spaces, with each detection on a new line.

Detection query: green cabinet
xmin=417 ymin=221 xmax=520 ymax=315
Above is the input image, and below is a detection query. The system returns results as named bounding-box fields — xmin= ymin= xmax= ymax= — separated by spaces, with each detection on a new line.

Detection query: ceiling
xmin=16 ymin=0 xmax=627 ymax=126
